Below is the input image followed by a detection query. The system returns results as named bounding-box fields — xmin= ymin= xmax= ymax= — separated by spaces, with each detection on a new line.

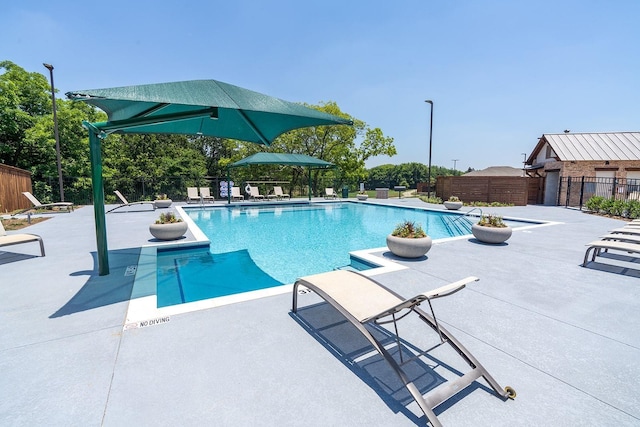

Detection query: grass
xmin=1 ymin=217 xmax=50 ymax=230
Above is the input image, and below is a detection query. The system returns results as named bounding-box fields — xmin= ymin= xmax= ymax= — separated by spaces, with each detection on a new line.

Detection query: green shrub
xmin=477 ymin=214 xmax=507 ymax=228
xmin=628 ymin=200 xmax=640 ymax=219
xmin=419 ymin=196 xmax=442 ymax=204
xmin=585 ymin=196 xmax=604 ymax=212
xmin=391 ymin=220 xmax=427 ymax=238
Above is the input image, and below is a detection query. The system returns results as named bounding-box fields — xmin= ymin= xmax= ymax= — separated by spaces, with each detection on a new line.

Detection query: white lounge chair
xmin=273 ymin=186 xmax=290 ymax=200
xmin=200 ymin=187 xmax=214 ymax=202
xmin=231 ymin=187 xmax=244 ymax=201
xmin=324 ymin=188 xmax=338 ymax=199
xmin=0 ymin=219 xmax=45 ymax=256
xmin=600 ymin=233 xmax=640 ymax=244
xmin=292 ymin=270 xmax=515 ymax=426
xmin=609 ymin=227 xmax=640 ymax=236
xmin=247 ymin=185 xmax=265 ymax=201
xmin=266 ymin=188 xmax=278 ymax=200
xmin=186 ymin=187 xmax=200 ymax=203
xmin=15 ymin=192 xmax=74 ymax=215
xmin=583 ymin=239 xmax=640 ymax=267
xmin=106 ymin=190 xmax=156 ymax=213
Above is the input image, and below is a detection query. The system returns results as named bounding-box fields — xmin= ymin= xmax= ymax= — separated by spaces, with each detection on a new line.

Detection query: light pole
xmin=425 ymin=100 xmax=433 ymax=198
xmin=43 ymin=63 xmax=65 ymax=202
xmin=452 ymin=158 xmax=459 ymax=174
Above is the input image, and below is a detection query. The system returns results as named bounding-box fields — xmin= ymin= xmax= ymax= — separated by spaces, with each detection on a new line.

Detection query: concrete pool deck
xmin=1 ymin=198 xmax=639 ymax=426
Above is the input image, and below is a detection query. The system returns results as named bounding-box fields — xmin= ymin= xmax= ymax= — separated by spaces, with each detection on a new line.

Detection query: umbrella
xmin=67 ymin=79 xmax=352 ymax=275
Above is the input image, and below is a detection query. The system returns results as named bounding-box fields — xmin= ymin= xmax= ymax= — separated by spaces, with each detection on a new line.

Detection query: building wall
xmin=541 ymin=160 xmax=640 ymax=178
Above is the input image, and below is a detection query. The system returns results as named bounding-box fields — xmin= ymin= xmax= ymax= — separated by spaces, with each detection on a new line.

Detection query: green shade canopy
xmin=229 ymin=152 xmax=334 ymax=168
xmin=67 ymin=79 xmax=352 ymax=276
xmin=227 ymin=153 xmax=335 ymax=203
xmin=66 ymin=79 xmax=352 ymax=145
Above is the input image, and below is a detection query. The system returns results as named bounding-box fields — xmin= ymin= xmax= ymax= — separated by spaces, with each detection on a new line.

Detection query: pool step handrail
xmin=451 ymin=207 xmax=483 ymax=224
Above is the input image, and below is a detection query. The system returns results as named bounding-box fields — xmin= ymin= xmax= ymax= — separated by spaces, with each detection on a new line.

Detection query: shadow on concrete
xmin=290 ymin=302 xmax=490 ymax=425
xmin=0 ymin=250 xmax=39 ymax=265
xmin=50 ymin=247 xmax=142 ymax=318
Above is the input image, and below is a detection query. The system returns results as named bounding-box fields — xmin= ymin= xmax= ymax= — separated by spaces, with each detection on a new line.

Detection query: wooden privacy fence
xmin=0 ymin=164 xmax=32 ymax=213
xmin=436 ymin=176 xmax=543 ymax=206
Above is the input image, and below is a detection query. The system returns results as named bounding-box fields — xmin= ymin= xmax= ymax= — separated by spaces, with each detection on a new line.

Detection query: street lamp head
xmin=43 ymin=63 xmax=54 ymax=71
xmin=425 ymin=100 xmax=433 ymax=104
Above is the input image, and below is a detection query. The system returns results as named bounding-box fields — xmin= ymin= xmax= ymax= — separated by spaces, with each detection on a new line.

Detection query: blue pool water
xmin=157 ymin=202 xmax=506 ymax=307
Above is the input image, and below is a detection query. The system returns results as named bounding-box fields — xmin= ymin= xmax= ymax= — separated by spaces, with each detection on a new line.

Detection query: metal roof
xmin=542 ymin=132 xmax=640 ymax=161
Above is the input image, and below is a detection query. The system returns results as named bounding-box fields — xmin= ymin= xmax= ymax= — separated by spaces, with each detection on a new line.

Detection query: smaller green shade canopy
xmin=66 ymin=79 xmax=352 ymax=145
xmin=230 ymin=152 xmax=334 ymax=168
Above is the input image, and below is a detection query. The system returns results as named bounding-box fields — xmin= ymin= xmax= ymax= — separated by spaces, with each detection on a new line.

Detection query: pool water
xmin=157 ymin=202 xmax=478 ymax=307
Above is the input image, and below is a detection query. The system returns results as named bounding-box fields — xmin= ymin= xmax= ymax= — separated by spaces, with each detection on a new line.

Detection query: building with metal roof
xmin=527 ymin=132 xmax=640 ymax=164
xmin=525 ymin=132 xmax=640 ymax=205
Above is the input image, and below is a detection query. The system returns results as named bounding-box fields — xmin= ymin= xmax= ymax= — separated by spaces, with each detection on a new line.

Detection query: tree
xmin=103 ymin=133 xmax=207 ymax=198
xmin=0 ymin=61 xmax=51 ymax=168
xmin=268 ymin=101 xmax=396 ymax=193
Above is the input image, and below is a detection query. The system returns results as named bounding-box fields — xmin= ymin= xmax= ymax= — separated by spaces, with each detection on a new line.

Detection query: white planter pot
xmin=154 ymin=199 xmax=173 ymax=208
xmin=444 ymin=201 xmax=463 ymax=210
xmin=386 ymin=234 xmax=432 ymax=258
xmin=471 ymin=224 xmax=512 ymax=244
xmin=149 ymin=221 xmax=188 ymax=240
xmin=357 ymin=194 xmax=369 ymax=201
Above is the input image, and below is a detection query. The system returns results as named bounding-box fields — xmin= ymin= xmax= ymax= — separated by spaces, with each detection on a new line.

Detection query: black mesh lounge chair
xmin=106 ymin=190 xmax=156 ymax=213
xmin=292 ymin=270 xmax=515 ymax=427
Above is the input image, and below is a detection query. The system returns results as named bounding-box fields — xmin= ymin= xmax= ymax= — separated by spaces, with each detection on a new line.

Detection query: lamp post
xmin=43 ymin=63 xmax=65 ymax=201
xmin=452 ymin=158 xmax=459 ymax=174
xmin=425 ymin=100 xmax=433 ymax=198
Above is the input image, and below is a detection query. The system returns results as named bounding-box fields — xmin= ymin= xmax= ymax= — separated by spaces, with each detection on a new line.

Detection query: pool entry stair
xmin=441 ymin=214 xmax=474 ymax=236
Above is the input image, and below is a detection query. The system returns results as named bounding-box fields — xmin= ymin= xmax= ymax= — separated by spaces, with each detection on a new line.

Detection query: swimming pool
xmin=155 ymin=202 xmax=522 ymax=308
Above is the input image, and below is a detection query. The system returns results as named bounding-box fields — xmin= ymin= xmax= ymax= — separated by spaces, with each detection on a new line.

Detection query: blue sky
xmin=2 ymin=0 xmax=638 ymax=170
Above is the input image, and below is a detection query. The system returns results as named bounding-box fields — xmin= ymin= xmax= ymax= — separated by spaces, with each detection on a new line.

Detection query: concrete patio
xmin=1 ymin=198 xmax=639 ymax=426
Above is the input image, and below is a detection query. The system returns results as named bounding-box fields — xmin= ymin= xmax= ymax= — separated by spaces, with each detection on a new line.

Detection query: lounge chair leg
xmin=38 ymin=237 xmax=45 ymax=256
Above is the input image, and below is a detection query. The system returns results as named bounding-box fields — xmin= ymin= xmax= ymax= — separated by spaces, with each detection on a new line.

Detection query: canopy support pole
xmin=227 ymin=168 xmax=231 ymax=204
xmin=308 ymin=168 xmax=312 ymax=200
xmin=85 ymin=121 xmax=109 ymax=276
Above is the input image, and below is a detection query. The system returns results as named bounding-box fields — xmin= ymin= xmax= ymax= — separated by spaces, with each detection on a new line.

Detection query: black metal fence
xmin=559 ymin=176 xmax=640 ymax=209
xmin=34 ymin=175 xmax=349 ymax=205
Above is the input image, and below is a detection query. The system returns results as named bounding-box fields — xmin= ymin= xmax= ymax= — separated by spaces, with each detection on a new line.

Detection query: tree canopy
xmin=0 ymin=60 xmax=460 ymax=202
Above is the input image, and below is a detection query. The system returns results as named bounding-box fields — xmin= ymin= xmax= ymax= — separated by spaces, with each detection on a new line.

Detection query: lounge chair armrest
xmin=366 ymin=276 xmax=479 ymax=322
xmin=420 ymin=276 xmax=479 ymax=300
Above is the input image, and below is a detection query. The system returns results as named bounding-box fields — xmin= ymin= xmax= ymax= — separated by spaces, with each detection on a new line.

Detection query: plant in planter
xmin=154 ymin=193 xmax=173 ymax=208
xmin=444 ymin=195 xmax=463 ymax=210
xmin=357 ymin=190 xmax=368 ymax=201
xmin=471 ymin=213 xmax=512 ymax=244
xmin=149 ymin=211 xmax=187 ymax=240
xmin=386 ymin=220 xmax=432 ymax=258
